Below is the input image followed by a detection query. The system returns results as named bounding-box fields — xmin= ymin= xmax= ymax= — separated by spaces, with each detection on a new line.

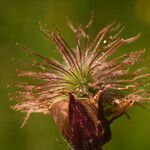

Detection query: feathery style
xmin=12 ymin=15 xmax=150 ymax=150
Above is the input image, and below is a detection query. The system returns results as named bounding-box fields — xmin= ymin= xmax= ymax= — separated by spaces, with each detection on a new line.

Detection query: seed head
xmin=12 ymin=15 xmax=150 ymax=150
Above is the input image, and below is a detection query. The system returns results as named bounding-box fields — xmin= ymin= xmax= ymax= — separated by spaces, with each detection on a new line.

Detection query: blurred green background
xmin=0 ymin=0 xmax=150 ymax=150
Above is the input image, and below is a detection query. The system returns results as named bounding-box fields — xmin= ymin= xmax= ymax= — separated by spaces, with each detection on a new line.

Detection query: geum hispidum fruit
xmin=12 ymin=15 xmax=150 ymax=150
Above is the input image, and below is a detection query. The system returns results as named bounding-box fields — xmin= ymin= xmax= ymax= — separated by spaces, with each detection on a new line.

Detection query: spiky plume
xmin=12 ymin=15 xmax=150 ymax=150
